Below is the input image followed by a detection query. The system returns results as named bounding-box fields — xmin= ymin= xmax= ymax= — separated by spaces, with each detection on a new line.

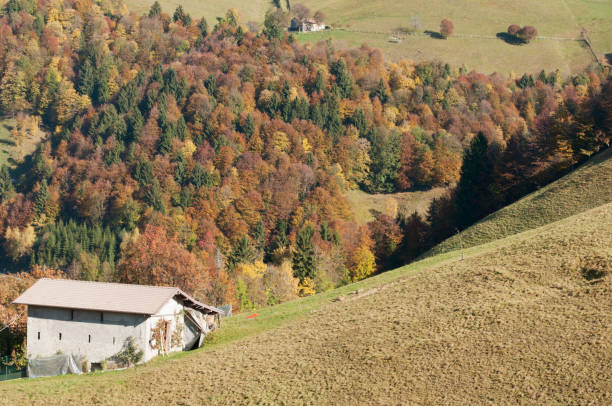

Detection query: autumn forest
xmin=0 ymin=0 xmax=610 ymax=361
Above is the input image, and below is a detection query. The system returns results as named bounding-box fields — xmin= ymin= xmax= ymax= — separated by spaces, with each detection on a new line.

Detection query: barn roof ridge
xmin=13 ymin=278 xmax=222 ymax=315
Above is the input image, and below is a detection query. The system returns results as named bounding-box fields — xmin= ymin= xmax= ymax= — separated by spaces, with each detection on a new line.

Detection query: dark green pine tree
xmin=205 ymin=74 xmax=217 ymax=99
xmin=319 ymin=221 xmax=332 ymax=242
xmin=350 ymin=108 xmax=367 ymax=135
xmin=251 ymin=219 xmax=266 ymax=254
xmin=331 ymin=58 xmax=353 ymax=98
xmin=0 ymin=165 xmax=13 ymax=202
xmin=198 ymin=18 xmax=208 ymax=36
xmin=33 ymin=13 xmax=44 ymax=35
xmin=372 ymin=79 xmax=389 ymax=104
xmin=173 ymin=5 xmax=185 ymax=22
xmin=176 ymin=116 xmax=187 ymax=141
xmin=134 ymin=157 xmax=154 ymax=187
xmin=292 ymin=224 xmax=316 ymax=281
xmin=148 ymin=1 xmax=161 ymax=18
xmin=77 ymin=58 xmax=96 ymax=97
xmin=146 ymin=180 xmax=165 ymax=214
xmin=163 ymin=68 xmax=179 ymax=97
xmin=94 ymin=76 xmax=110 ymax=105
xmin=151 ymin=64 xmax=164 ymax=85
xmin=191 ymin=163 xmax=207 ymax=188
xmin=226 ymin=235 xmax=257 ymax=273
xmin=311 ymin=103 xmax=324 ymax=128
xmin=179 ymin=186 xmax=192 ymax=209
xmin=242 ymin=113 xmax=255 ymax=140
xmin=127 ymin=109 xmax=144 ymax=142
xmin=174 ymin=153 xmax=187 ymax=185
xmin=158 ymin=121 xmax=175 ymax=154
xmin=34 ymin=179 xmax=49 ymax=215
xmin=454 ymin=132 xmax=496 ymax=229
xmin=314 ymin=70 xmax=325 ymax=93
xmin=293 ymin=98 xmax=310 ymax=120
xmin=271 ymin=219 xmax=289 ymax=252
xmin=116 ymin=82 xmax=137 ymax=114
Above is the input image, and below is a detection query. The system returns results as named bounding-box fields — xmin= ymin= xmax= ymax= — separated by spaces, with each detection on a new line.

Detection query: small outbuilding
xmin=13 ymin=278 xmax=222 ymax=376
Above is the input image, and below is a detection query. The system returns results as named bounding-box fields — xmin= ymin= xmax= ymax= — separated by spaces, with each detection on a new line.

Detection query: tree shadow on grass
xmin=424 ymin=30 xmax=445 ymax=39
xmin=0 ymin=138 xmax=16 ymax=146
xmin=496 ymin=32 xmax=524 ymax=45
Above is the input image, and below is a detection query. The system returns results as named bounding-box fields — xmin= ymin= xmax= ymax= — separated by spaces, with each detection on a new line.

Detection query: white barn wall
xmin=143 ymin=298 xmax=186 ymax=360
xmin=27 ymin=306 xmax=149 ymax=363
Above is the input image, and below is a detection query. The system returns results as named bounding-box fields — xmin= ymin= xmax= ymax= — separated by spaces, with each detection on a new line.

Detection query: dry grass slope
xmin=2 ymin=200 xmax=610 ymax=404
xmin=0 ymin=118 xmax=47 ymax=168
xmin=429 ymin=147 xmax=612 ymax=256
xmin=345 ymin=187 xmax=447 ymax=225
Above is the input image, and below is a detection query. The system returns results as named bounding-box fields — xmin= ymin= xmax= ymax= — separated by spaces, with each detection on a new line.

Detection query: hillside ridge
xmin=2 ymin=200 xmax=610 ymax=404
xmin=427 ymin=146 xmax=612 ymax=256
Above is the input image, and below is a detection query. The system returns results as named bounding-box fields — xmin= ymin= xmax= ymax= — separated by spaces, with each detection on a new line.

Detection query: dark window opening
xmin=113 ymin=337 xmax=116 ymax=345
xmin=71 ymin=309 xmax=74 ymax=320
xmin=59 ymin=332 xmax=62 ymax=341
xmin=88 ymin=334 xmax=91 ymax=343
xmin=37 ymin=331 xmax=40 ymax=340
xmin=100 ymin=312 xmax=104 ymax=323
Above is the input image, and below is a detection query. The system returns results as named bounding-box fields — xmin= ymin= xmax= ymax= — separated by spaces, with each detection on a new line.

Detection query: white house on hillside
xmin=290 ymin=17 xmax=326 ymax=32
xmin=13 ymin=278 xmax=222 ymax=375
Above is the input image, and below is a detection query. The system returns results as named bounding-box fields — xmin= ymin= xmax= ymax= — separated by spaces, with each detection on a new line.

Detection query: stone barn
xmin=290 ymin=17 xmax=326 ymax=32
xmin=13 ymin=278 xmax=222 ymax=375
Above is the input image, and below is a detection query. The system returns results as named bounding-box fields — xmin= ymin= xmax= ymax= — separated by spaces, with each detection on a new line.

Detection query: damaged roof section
xmin=13 ymin=278 xmax=223 ymax=315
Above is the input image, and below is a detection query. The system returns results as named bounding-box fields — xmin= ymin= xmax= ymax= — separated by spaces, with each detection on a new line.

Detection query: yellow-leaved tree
xmin=350 ymin=245 xmax=376 ymax=282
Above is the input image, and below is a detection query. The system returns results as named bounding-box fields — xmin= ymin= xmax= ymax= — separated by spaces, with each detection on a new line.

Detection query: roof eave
xmin=174 ymin=290 xmax=223 ymax=314
xmin=10 ymin=302 xmax=156 ymax=316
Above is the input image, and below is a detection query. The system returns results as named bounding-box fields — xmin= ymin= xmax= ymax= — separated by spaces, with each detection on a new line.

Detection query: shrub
xmin=578 ymin=255 xmax=609 ymax=281
xmin=507 ymin=24 xmax=520 ymax=36
xmin=440 ymin=19 xmax=454 ymax=38
xmin=112 ymin=337 xmax=143 ymax=367
xmin=507 ymin=25 xmax=537 ymax=43
xmin=517 ymin=26 xmax=537 ymax=43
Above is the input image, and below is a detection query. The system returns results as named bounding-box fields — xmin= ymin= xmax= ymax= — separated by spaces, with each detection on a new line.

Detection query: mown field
xmin=296 ymin=0 xmax=611 ymax=74
xmin=428 ymin=147 xmax=612 ymax=256
xmin=2 ymin=161 xmax=610 ymax=404
xmin=125 ymin=0 xmax=611 ymax=75
xmin=345 ymin=187 xmax=447 ymax=225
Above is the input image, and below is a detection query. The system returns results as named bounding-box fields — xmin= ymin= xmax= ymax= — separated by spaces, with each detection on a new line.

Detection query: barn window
xmin=88 ymin=334 xmax=91 ymax=343
xmin=100 ymin=312 xmax=104 ymax=323
xmin=59 ymin=332 xmax=62 ymax=341
xmin=71 ymin=309 xmax=74 ymax=320
xmin=37 ymin=332 xmax=40 ymax=340
xmin=113 ymin=337 xmax=116 ymax=345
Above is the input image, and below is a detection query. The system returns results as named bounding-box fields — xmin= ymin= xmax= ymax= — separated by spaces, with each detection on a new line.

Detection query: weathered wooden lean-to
xmin=12 ymin=279 xmax=222 ymax=377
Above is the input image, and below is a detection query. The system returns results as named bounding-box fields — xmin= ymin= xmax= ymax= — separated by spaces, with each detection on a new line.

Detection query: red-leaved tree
xmin=440 ymin=19 xmax=454 ymax=38
xmin=117 ymin=224 xmax=210 ymax=297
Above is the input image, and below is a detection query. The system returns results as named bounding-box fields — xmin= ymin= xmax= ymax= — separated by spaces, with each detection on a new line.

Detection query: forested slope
xmin=428 ymin=146 xmax=612 ymax=255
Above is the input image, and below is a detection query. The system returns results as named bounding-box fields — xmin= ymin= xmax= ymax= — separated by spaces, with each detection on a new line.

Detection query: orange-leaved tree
xmin=117 ymin=224 xmax=210 ymax=298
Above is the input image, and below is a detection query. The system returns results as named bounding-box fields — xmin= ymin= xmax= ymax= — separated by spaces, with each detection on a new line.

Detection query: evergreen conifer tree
xmin=292 ymin=224 xmax=316 ymax=281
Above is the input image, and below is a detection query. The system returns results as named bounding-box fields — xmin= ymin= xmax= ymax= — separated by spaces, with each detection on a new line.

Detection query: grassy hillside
xmin=428 ymin=147 xmax=612 ymax=256
xmin=123 ymin=0 xmax=611 ymax=75
xmin=2 ymin=198 xmax=610 ymax=404
xmin=0 ymin=118 xmax=47 ymax=168
xmin=296 ymin=0 xmax=610 ymax=74
xmin=123 ymin=0 xmax=269 ymax=26
xmin=345 ymin=187 xmax=447 ymax=225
